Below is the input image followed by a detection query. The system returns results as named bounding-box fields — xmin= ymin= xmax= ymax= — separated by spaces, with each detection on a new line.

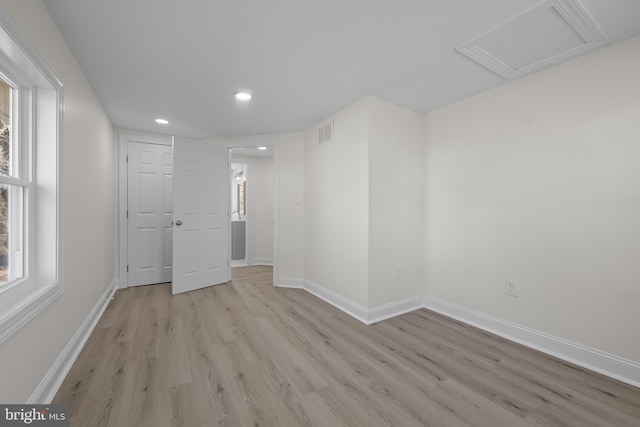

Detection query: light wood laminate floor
xmin=54 ymin=266 xmax=640 ymax=426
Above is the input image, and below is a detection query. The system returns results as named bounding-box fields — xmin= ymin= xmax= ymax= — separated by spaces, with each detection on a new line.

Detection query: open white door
xmin=172 ymin=137 xmax=230 ymax=294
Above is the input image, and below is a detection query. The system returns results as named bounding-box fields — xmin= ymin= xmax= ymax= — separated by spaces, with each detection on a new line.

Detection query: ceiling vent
xmin=456 ymin=0 xmax=607 ymax=80
xmin=318 ymin=121 xmax=334 ymax=146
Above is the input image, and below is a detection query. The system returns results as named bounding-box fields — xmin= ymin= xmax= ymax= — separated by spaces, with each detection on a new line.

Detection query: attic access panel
xmin=456 ymin=0 xmax=607 ymax=79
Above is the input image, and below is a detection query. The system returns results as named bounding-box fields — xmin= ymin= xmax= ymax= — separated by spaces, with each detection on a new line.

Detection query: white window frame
xmin=0 ymin=5 xmax=63 ymax=344
xmin=0 ymin=72 xmax=30 ymax=287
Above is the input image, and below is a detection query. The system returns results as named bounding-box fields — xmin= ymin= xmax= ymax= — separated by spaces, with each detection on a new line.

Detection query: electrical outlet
xmin=505 ymin=279 xmax=519 ymax=297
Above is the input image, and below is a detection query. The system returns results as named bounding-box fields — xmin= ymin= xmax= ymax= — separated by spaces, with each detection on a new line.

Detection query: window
xmin=0 ymin=5 xmax=62 ymax=343
xmin=0 ymin=78 xmax=25 ymax=288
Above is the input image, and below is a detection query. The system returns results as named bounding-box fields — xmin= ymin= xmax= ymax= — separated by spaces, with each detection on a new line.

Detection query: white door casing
xmin=172 ymin=137 xmax=230 ymax=294
xmin=127 ymin=141 xmax=174 ymax=286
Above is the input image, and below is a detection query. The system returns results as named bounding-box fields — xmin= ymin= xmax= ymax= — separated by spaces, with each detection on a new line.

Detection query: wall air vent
xmin=318 ymin=121 xmax=334 ymax=146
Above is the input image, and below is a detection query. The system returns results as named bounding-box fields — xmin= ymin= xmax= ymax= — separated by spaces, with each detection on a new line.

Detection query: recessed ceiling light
xmin=155 ymin=118 xmax=169 ymax=124
xmin=235 ymin=92 xmax=252 ymax=101
xmin=257 ymin=146 xmax=267 ymax=150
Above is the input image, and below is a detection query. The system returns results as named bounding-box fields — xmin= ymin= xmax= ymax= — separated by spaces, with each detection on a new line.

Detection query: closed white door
xmin=172 ymin=137 xmax=229 ymax=294
xmin=127 ymin=141 xmax=173 ymax=286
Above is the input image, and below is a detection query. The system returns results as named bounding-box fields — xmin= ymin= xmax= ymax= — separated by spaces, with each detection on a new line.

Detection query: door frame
xmin=225 ymin=142 xmax=280 ymax=285
xmin=118 ymin=132 xmax=173 ymax=289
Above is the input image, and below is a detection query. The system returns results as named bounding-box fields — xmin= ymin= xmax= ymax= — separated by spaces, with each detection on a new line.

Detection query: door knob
xmin=175 ymin=220 xmax=182 ymax=226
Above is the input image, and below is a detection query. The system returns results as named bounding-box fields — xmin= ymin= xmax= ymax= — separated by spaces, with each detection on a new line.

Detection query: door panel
xmin=127 ymin=141 xmax=173 ymax=286
xmin=172 ymin=138 xmax=229 ymax=294
xmin=163 ymin=227 xmax=173 ymax=268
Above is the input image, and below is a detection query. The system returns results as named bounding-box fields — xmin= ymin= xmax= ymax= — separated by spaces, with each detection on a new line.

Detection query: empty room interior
xmin=0 ymin=0 xmax=639 ymax=425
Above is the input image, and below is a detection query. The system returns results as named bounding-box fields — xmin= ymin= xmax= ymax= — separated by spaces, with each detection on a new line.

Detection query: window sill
xmin=0 ymin=280 xmax=62 ymax=345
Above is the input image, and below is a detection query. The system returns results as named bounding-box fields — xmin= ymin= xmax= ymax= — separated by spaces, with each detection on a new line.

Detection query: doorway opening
xmin=230 ymin=146 xmax=274 ymax=270
xmin=231 ymin=161 xmax=248 ymax=266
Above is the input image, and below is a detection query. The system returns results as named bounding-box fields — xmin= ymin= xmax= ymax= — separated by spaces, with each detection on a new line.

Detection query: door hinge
xmin=126 ymin=210 xmax=128 ymax=218
xmin=126 ymin=155 xmax=129 ymax=163
xmin=126 ymin=264 xmax=129 ymax=272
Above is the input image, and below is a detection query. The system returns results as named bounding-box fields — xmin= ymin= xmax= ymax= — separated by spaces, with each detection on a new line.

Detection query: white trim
xmin=272 ymin=142 xmax=280 ymax=288
xmin=302 ymin=279 xmax=370 ymax=324
xmin=118 ymin=132 xmax=172 ymax=289
xmin=0 ymin=4 xmax=63 ymax=89
xmin=300 ymin=279 xmax=424 ymax=325
xmin=227 ymin=149 xmax=233 ymax=276
xmin=422 ymin=297 xmax=640 ymax=389
xmin=275 ymin=277 xmax=304 ymax=289
xmin=456 ymin=0 xmax=607 ymax=79
xmin=251 ymin=258 xmax=273 ymax=266
xmin=367 ymin=296 xmax=425 ymax=324
xmin=0 ymin=282 xmax=63 ymax=345
xmin=28 ymin=279 xmax=118 ymax=404
xmin=245 ymin=160 xmax=253 ymax=266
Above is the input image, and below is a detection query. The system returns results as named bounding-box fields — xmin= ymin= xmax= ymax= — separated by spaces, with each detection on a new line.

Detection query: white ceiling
xmin=42 ymin=0 xmax=640 ymax=139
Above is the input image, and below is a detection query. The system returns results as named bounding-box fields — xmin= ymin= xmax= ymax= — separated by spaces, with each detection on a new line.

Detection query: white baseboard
xmin=251 ymin=258 xmax=273 ymax=266
xmin=367 ymin=296 xmax=425 ymax=324
xmin=301 ymin=280 xmax=423 ymax=325
xmin=276 ymin=277 xmax=304 ymax=288
xmin=286 ymin=279 xmax=640 ymax=388
xmin=303 ymin=279 xmax=370 ymax=324
xmin=422 ymin=297 xmax=640 ymax=389
xmin=28 ymin=279 xmax=118 ymax=404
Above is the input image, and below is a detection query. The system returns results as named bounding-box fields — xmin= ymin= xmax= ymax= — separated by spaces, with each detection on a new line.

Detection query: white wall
xmin=368 ymin=98 xmax=424 ymax=307
xmin=0 ymin=0 xmax=116 ymax=402
xmin=251 ymin=156 xmax=274 ymax=263
xmin=424 ymin=36 xmax=640 ymax=363
xmin=303 ymin=97 xmax=425 ymax=309
xmin=276 ymin=133 xmax=305 ymax=282
xmin=304 ymin=98 xmax=370 ymax=307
